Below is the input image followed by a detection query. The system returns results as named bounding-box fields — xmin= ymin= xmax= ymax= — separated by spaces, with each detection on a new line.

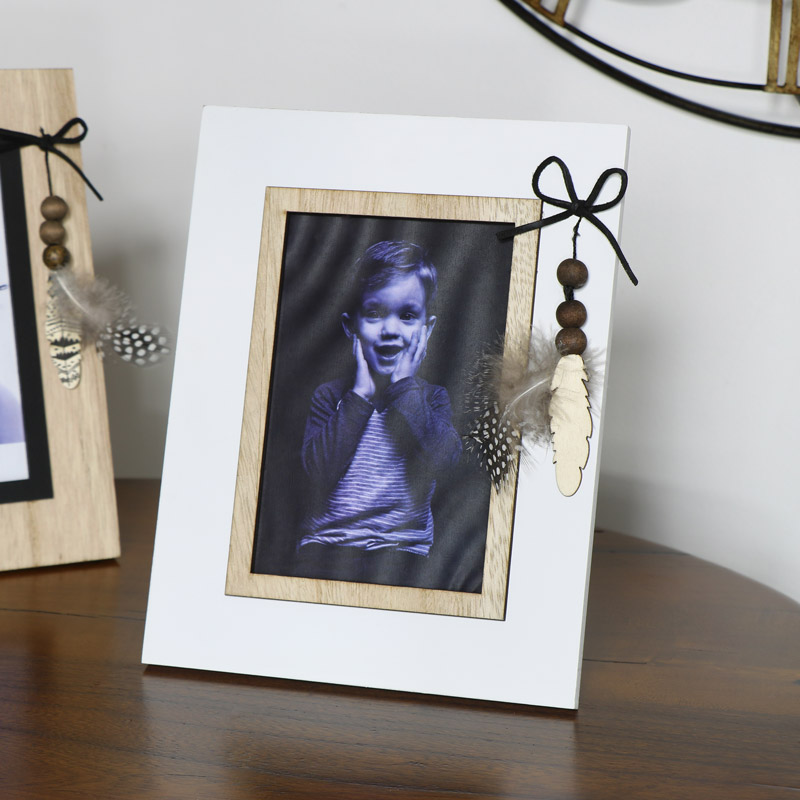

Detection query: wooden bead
xmin=41 ymin=195 xmax=69 ymax=221
xmin=556 ymin=299 xmax=587 ymax=329
xmin=555 ymin=327 xmax=587 ymax=356
xmin=557 ymin=258 xmax=589 ymax=289
xmin=43 ymin=244 xmax=70 ymax=270
xmin=39 ymin=219 xmax=65 ymax=245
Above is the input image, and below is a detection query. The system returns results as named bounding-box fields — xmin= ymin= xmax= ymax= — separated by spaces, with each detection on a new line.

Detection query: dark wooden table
xmin=1 ymin=480 xmax=798 ymax=798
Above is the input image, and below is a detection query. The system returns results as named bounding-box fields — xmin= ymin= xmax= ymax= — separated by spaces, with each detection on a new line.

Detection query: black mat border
xmin=0 ymin=149 xmax=53 ymax=505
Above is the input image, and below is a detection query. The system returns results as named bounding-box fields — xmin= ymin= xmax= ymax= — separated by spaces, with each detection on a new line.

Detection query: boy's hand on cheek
xmin=391 ymin=326 xmax=428 ymax=384
xmin=352 ymin=337 xmax=375 ymax=401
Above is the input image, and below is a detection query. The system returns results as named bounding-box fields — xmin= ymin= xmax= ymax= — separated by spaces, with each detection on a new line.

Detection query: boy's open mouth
xmin=375 ymin=343 xmax=404 ymax=361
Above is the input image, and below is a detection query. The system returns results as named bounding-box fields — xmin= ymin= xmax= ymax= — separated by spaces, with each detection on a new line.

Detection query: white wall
xmin=4 ymin=0 xmax=799 ymax=603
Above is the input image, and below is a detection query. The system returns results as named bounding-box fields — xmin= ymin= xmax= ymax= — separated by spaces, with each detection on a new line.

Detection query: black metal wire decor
xmin=496 ymin=0 xmax=800 ymax=139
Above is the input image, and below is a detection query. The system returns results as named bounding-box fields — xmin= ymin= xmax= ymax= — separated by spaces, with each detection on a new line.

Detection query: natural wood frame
xmin=0 ymin=70 xmax=119 ymax=570
xmin=226 ymin=187 xmax=539 ymax=619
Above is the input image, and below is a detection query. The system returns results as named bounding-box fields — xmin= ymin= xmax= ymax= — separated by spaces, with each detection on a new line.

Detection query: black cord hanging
xmin=498 ymin=155 xmax=637 ymax=286
xmin=0 ymin=118 xmax=103 ymax=201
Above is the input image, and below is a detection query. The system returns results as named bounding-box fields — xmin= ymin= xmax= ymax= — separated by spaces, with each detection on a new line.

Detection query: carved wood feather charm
xmin=549 ymin=353 xmax=592 ymax=496
xmin=46 ymin=276 xmax=82 ymax=389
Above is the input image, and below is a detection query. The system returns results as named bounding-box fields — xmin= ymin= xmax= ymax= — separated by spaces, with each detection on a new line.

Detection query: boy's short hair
xmin=348 ymin=241 xmax=437 ymax=313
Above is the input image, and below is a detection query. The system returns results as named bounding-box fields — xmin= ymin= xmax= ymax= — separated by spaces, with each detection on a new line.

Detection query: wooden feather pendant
xmin=549 ymin=353 xmax=592 ymax=496
xmin=46 ymin=276 xmax=82 ymax=389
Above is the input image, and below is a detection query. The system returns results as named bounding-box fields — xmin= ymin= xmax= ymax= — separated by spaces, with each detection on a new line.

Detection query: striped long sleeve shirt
xmin=300 ymin=377 xmax=462 ymax=555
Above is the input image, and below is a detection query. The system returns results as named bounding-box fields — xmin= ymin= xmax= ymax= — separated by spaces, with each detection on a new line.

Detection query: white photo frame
xmin=143 ymin=108 xmax=629 ymax=709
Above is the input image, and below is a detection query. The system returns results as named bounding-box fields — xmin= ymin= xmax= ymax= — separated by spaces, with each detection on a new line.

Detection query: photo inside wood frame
xmin=0 ymin=150 xmax=52 ymax=504
xmin=227 ymin=187 xmax=540 ymax=619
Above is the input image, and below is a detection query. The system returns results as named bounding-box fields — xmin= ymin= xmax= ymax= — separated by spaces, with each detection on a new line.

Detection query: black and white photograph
xmin=250 ymin=209 xmax=519 ymax=594
xmin=0 ymin=150 xmax=52 ymax=505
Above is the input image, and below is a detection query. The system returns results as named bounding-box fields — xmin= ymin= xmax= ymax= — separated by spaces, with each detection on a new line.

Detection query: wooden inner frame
xmin=226 ymin=187 xmax=539 ymax=619
xmin=0 ymin=69 xmax=119 ymax=571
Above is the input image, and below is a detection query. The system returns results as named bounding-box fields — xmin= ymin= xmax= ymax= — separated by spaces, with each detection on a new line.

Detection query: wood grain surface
xmin=768 ymin=0 xmax=784 ymax=88
xmin=1 ymin=480 xmax=798 ymax=798
xmin=227 ymin=187 xmax=539 ymax=620
xmin=766 ymin=0 xmax=800 ymax=92
xmin=521 ymin=0 xmax=572 ymax=25
xmin=0 ymin=69 xmax=119 ymax=571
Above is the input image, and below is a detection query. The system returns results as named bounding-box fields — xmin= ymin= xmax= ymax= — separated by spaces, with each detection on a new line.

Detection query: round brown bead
xmin=41 ymin=195 xmax=69 ymax=221
xmin=555 ymin=327 xmax=587 ymax=356
xmin=43 ymin=244 xmax=70 ymax=270
xmin=39 ymin=219 xmax=66 ymax=245
xmin=555 ymin=299 xmax=587 ymax=329
xmin=557 ymin=258 xmax=589 ymax=289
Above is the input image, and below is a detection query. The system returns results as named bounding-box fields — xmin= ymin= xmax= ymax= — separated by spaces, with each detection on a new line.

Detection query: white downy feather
xmin=49 ymin=270 xmax=131 ymax=339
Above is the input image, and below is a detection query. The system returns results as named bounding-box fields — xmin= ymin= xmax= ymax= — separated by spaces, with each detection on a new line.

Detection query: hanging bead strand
xmin=555 ymin=257 xmax=588 ymax=356
xmin=548 ymin=256 xmax=592 ymax=496
xmin=41 ymin=193 xmax=82 ymax=389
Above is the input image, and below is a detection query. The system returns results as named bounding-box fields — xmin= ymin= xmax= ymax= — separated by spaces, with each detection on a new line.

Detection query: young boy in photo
xmin=297 ymin=240 xmax=462 ymax=583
